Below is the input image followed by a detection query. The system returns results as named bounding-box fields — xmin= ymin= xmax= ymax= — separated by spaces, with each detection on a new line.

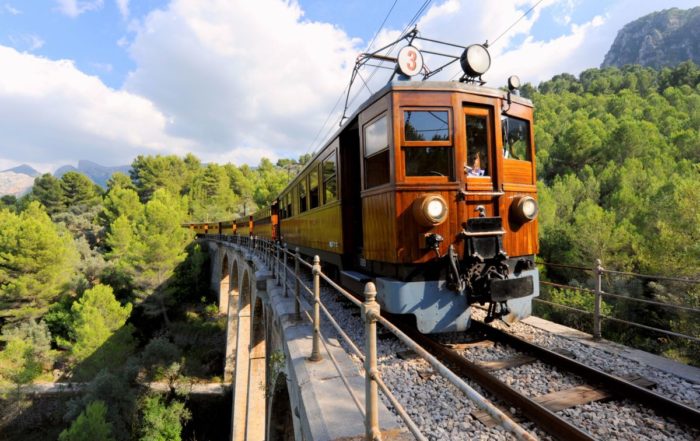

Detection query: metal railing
xmin=537 ymin=260 xmax=700 ymax=342
xmin=216 ymin=235 xmax=537 ymax=441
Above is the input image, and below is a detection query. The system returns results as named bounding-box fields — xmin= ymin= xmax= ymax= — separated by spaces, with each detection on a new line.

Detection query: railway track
xmin=402 ymin=320 xmax=700 ymax=440
xmin=285 ymin=261 xmax=699 ymax=440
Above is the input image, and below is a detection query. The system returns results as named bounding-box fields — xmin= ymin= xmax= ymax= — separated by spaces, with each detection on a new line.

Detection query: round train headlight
xmin=460 ymin=44 xmax=491 ymax=77
xmin=511 ymin=196 xmax=539 ymax=223
xmin=413 ymin=195 xmax=448 ymax=227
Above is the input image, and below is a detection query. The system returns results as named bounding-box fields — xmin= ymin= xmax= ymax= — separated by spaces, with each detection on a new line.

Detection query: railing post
xmin=593 ymin=258 xmax=603 ymax=340
xmin=276 ymin=243 xmax=281 ymax=286
xmin=283 ymin=244 xmax=288 ymax=296
xmin=309 ymin=255 xmax=322 ymax=362
xmin=363 ymin=282 xmax=381 ymax=441
xmin=294 ymin=247 xmax=301 ymax=320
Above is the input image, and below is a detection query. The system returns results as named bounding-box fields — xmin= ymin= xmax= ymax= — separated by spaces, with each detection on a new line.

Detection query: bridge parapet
xmin=204 ymin=238 xmax=408 ymax=441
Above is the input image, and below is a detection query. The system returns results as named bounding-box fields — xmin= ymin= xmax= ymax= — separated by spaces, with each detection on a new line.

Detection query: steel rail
xmin=471 ymin=320 xmax=700 ymax=429
xmin=403 ymin=328 xmax=596 ymax=441
xmin=370 ymin=313 xmax=538 ymax=441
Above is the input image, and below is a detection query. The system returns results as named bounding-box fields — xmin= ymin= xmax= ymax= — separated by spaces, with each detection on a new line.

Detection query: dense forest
xmin=0 ymin=156 xmax=304 ymax=440
xmin=525 ymin=61 xmax=700 ymax=363
xmin=0 ymin=62 xmax=698 ymax=439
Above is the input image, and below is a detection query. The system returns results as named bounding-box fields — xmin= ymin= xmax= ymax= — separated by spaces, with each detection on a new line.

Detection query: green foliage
xmin=189 ymin=163 xmax=238 ymax=221
xmin=65 ymin=369 xmax=139 ymax=441
xmin=30 ymin=173 xmax=64 ymax=215
xmin=140 ymin=337 xmax=182 ymax=381
xmin=66 ymin=284 xmax=135 ymax=378
xmin=130 ymin=155 xmax=190 ymax=202
xmin=59 ymin=400 xmax=115 ymax=441
xmin=0 ymin=320 xmax=54 ymax=387
xmin=106 ymin=172 xmax=136 ymax=192
xmin=0 ymin=202 xmax=79 ymax=323
xmin=60 ymin=171 xmax=101 ymax=208
xmin=534 ymin=62 xmax=700 ymax=364
xmin=138 ymin=394 xmax=190 ymax=441
xmin=101 ymin=187 xmax=142 ymax=230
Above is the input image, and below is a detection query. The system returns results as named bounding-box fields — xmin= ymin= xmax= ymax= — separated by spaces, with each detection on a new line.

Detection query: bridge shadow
xmin=0 ymin=242 xmax=232 ymax=441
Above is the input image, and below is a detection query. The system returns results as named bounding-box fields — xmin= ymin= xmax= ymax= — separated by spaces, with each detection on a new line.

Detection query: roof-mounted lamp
xmin=459 ymin=44 xmax=491 ymax=82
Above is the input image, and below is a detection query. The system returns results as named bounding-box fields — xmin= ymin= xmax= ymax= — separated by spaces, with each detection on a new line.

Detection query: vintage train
xmin=189 ymin=39 xmax=540 ymax=333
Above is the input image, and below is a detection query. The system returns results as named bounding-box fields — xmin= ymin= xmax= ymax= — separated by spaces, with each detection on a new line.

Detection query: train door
xmin=462 ymin=106 xmax=500 ymax=221
xmin=339 ymin=119 xmax=362 ymax=269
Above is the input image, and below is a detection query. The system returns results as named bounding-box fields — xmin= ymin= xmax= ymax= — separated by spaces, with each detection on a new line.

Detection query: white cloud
xmin=0 ymin=45 xmax=193 ymax=167
xmin=116 ymin=0 xmax=129 ymax=19
xmin=3 ymin=0 xmax=699 ymax=172
xmin=124 ymin=0 xmax=360 ymax=163
xmin=54 ymin=0 xmax=104 ymax=18
xmin=3 ymin=3 xmax=20 ymax=15
xmin=8 ymin=34 xmax=45 ymax=51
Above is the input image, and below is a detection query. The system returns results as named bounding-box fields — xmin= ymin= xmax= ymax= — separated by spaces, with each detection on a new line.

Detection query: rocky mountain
xmin=54 ymin=160 xmax=130 ymax=188
xmin=0 ymin=171 xmax=35 ymax=197
xmin=602 ymin=7 xmax=700 ymax=69
xmin=1 ymin=164 xmax=40 ymax=177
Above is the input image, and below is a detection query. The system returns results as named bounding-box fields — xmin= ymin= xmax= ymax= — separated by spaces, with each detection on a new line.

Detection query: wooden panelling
xmin=395 ymin=189 xmax=461 ymax=263
xmin=500 ymin=191 xmax=539 ymax=256
xmin=281 ymin=202 xmax=343 ymax=254
xmin=503 ymin=159 xmax=534 ymax=185
xmin=362 ymin=191 xmax=396 ymax=262
xmin=255 ymin=219 xmax=274 ymax=239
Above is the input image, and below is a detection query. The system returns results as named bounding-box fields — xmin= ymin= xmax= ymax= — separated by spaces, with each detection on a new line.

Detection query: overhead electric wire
xmin=305 ymin=0 xmax=404 ymax=157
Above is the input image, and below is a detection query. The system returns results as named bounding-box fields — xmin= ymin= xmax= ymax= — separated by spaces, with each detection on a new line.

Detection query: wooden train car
xmin=235 ymin=215 xmax=253 ymax=236
xmin=189 ymin=38 xmax=540 ymax=333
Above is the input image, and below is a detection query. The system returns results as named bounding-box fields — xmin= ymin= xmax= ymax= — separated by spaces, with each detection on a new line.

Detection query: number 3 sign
xmin=397 ymin=45 xmax=423 ymax=77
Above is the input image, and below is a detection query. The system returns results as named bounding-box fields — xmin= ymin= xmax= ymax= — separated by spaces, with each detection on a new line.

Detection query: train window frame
xmin=298 ymin=179 xmax=307 ymax=214
xmin=463 ymin=107 xmax=494 ymax=184
xmin=401 ymin=107 xmax=454 ymax=182
xmin=309 ymin=165 xmax=320 ymax=210
xmin=363 ymin=112 xmax=391 ymax=189
xmin=401 ymin=108 xmax=452 ymax=146
xmin=322 ymin=150 xmax=338 ymax=204
xmin=501 ymin=115 xmax=532 ymax=163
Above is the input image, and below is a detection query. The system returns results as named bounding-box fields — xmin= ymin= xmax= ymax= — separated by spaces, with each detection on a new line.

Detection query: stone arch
xmin=245 ymin=296 xmax=267 ymax=441
xmin=219 ymin=254 xmax=230 ymax=313
xmin=267 ymin=373 xmax=294 ymax=441
xmin=240 ymin=270 xmax=251 ymax=310
xmin=231 ymin=259 xmax=240 ymax=297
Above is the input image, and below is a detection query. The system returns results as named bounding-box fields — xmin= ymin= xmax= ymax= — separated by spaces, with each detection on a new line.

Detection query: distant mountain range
xmin=602 ymin=7 xmax=700 ymax=69
xmin=0 ymin=160 xmax=130 ymax=197
xmin=54 ymin=160 xmax=131 ymax=188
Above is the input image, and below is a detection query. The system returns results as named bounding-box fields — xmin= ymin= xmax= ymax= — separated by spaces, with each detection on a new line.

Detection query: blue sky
xmin=0 ymin=0 xmax=698 ymax=172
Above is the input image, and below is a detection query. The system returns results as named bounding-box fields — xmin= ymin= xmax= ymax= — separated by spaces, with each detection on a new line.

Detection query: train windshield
xmin=502 ymin=116 xmax=531 ymax=162
xmin=402 ymin=109 xmax=454 ymax=179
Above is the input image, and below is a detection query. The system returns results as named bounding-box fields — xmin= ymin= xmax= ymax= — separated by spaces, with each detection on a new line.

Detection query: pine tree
xmin=59 ymin=400 xmax=115 ymax=441
xmin=0 ymin=202 xmax=79 ymax=323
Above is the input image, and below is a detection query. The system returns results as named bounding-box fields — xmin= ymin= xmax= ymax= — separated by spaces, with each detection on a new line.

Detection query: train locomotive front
xmin=351 ymin=79 xmax=540 ymax=333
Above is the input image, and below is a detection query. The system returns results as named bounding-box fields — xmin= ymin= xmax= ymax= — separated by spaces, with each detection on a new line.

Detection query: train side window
xmin=402 ymin=109 xmax=453 ymax=179
xmin=309 ymin=168 xmax=319 ymax=209
xmin=465 ymin=115 xmax=489 ymax=177
xmin=298 ymin=180 xmax=307 ymax=213
xmin=501 ymin=116 xmax=531 ymax=161
xmin=286 ymin=193 xmax=293 ymax=217
xmin=323 ymin=152 xmax=337 ymax=203
xmin=404 ymin=110 xmax=450 ymax=141
xmin=404 ymin=147 xmax=454 ymax=178
xmin=364 ymin=114 xmax=389 ymax=188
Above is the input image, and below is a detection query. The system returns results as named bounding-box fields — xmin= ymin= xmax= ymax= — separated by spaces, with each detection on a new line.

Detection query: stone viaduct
xmin=204 ymin=238 xmax=407 ymax=441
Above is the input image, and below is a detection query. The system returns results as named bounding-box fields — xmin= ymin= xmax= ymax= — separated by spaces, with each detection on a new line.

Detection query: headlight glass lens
xmin=426 ymin=199 xmax=445 ymax=219
xmin=522 ymin=199 xmax=537 ymax=218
